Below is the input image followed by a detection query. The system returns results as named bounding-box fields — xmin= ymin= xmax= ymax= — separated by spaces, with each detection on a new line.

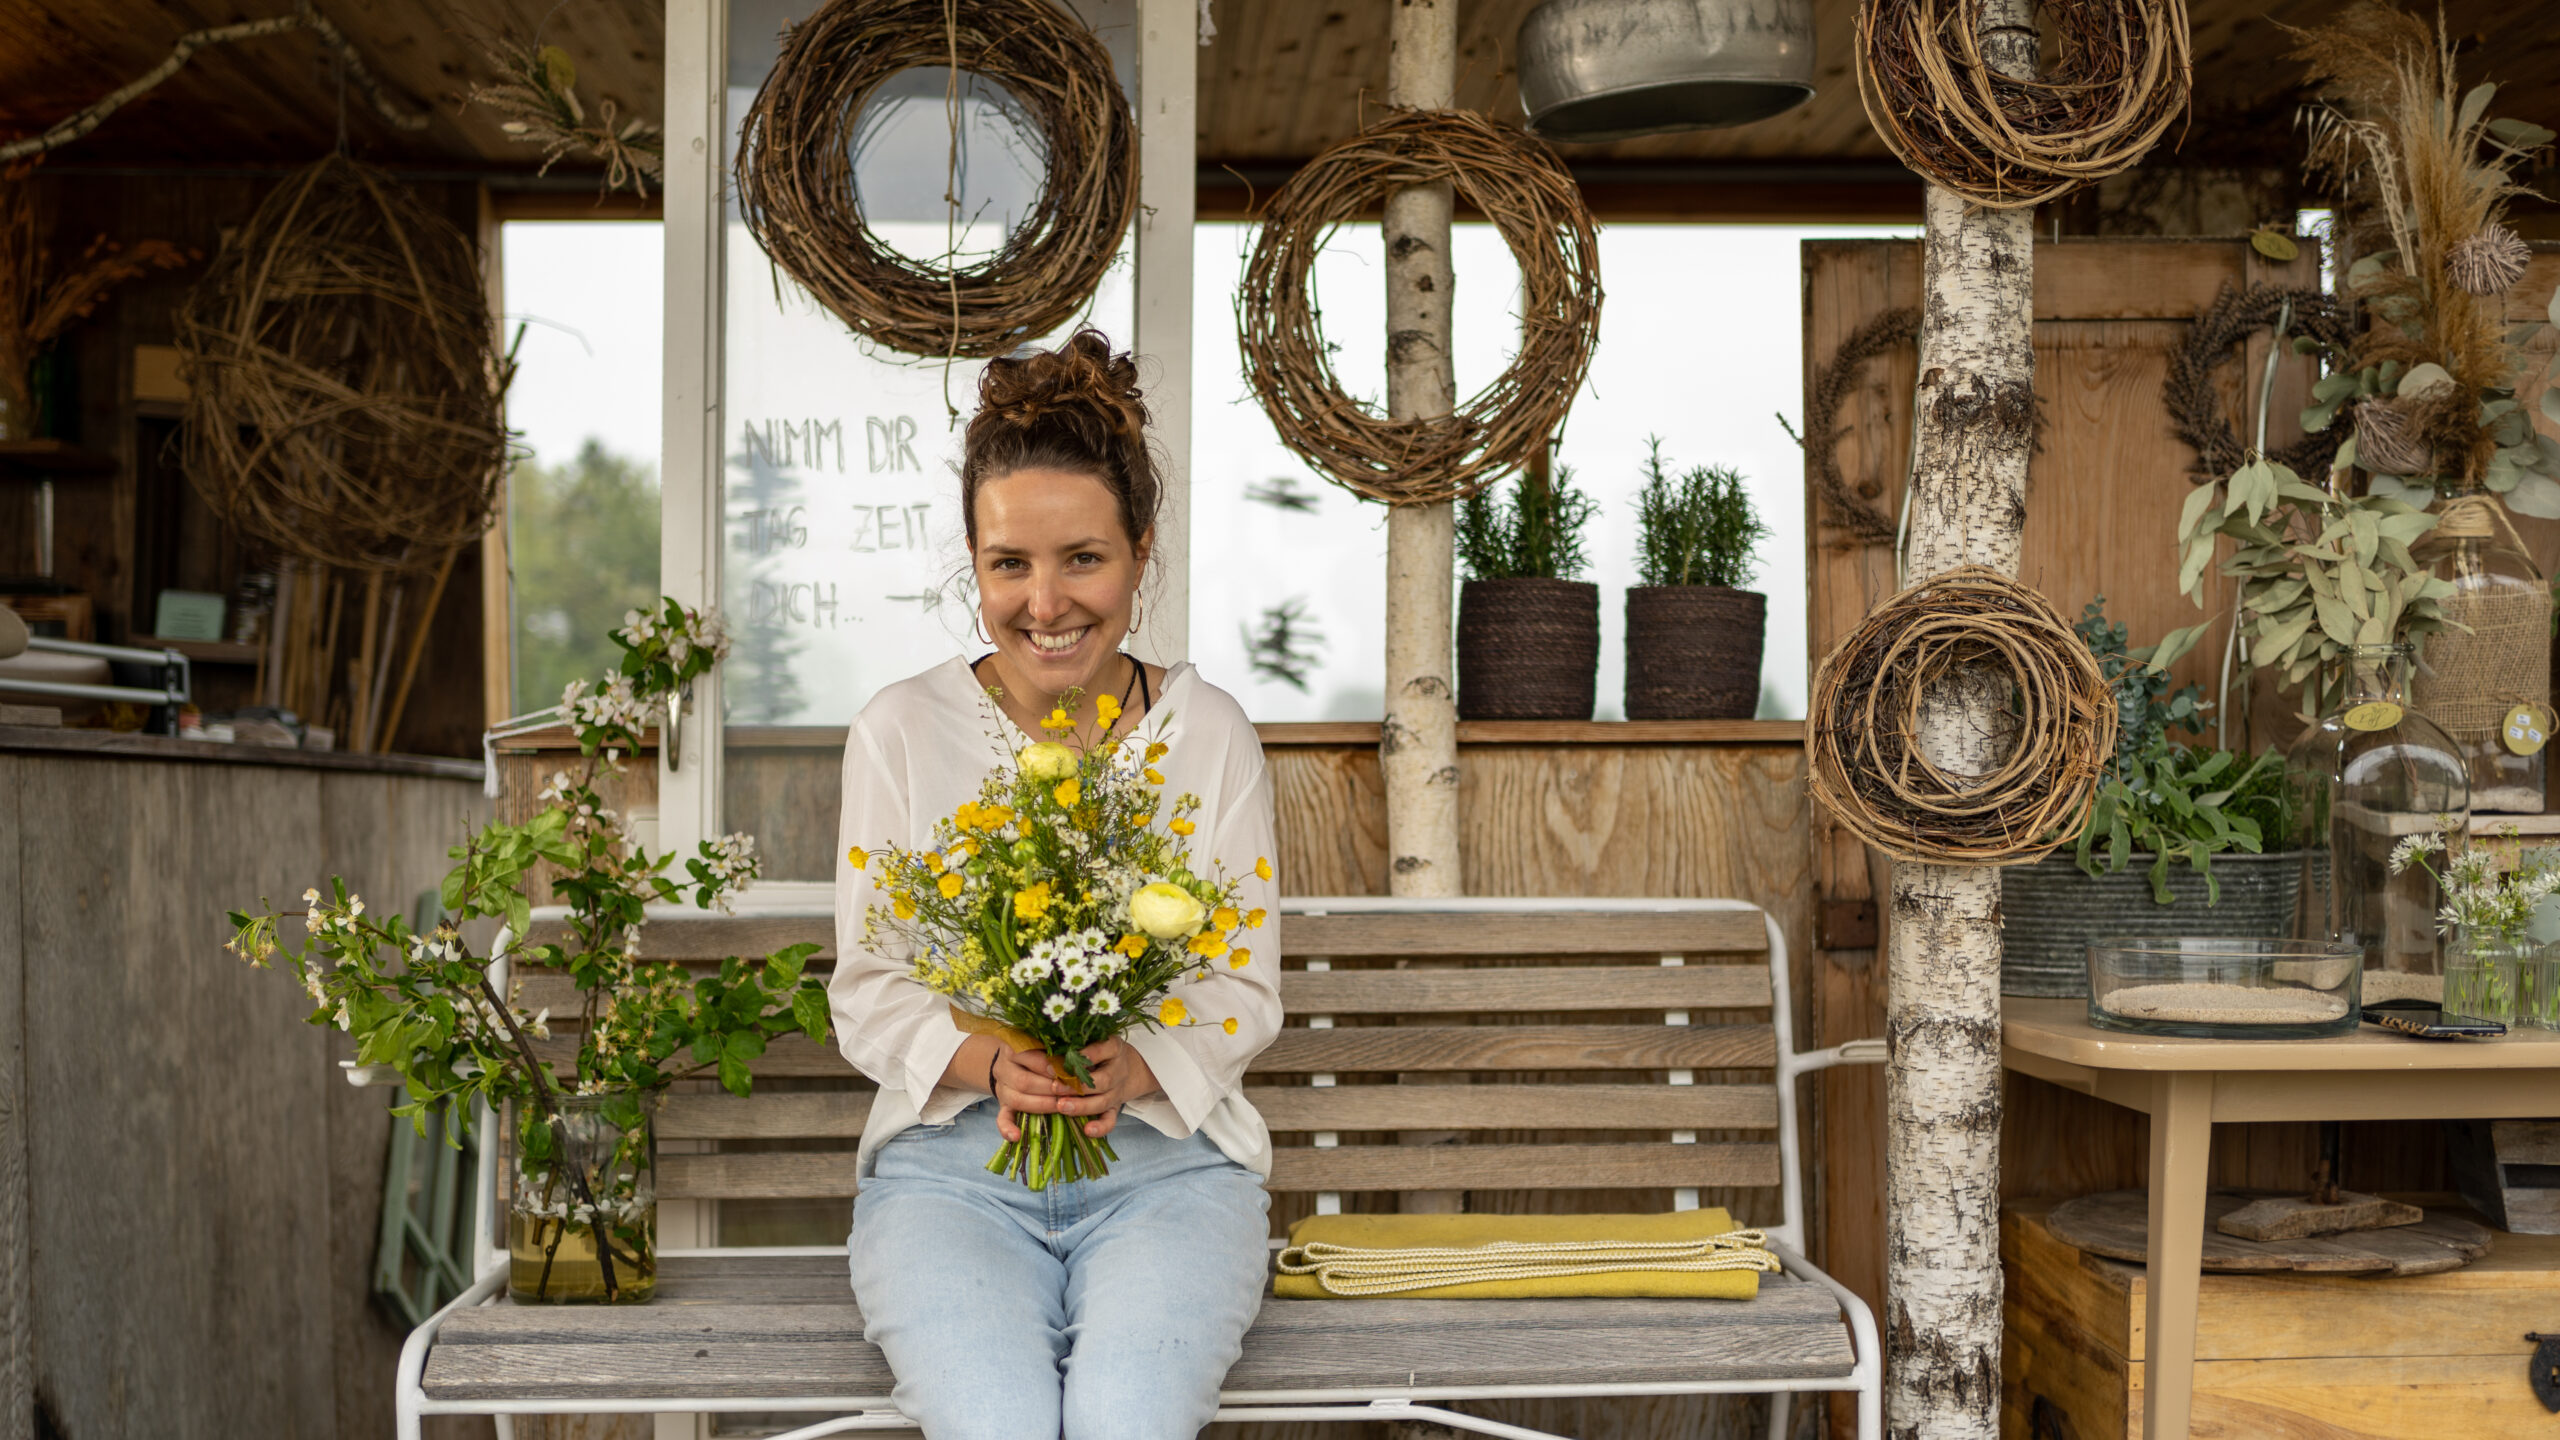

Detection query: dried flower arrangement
xmin=465 ymin=35 xmax=663 ymax=199
xmin=2290 ymin=4 xmax=2560 ymax=509
xmin=0 ymin=162 xmax=190 ymax=437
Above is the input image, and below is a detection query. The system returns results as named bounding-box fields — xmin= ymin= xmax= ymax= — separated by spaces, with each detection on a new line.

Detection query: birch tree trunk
xmin=1381 ymin=0 xmax=1460 ymax=900
xmin=1886 ymin=2 xmax=2037 ymax=1435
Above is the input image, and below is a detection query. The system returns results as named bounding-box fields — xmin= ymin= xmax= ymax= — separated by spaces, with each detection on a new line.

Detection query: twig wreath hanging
xmin=2164 ymin=283 xmax=2354 ymax=482
xmin=1806 ymin=306 xmax=1921 ymax=543
xmin=174 ymin=155 xmax=510 ymax=573
xmin=1854 ymin=0 xmax=2192 ymax=208
xmin=731 ymin=0 xmax=1135 ymax=359
xmin=1808 ymin=566 xmax=2116 ymax=864
xmin=1237 ymin=107 xmax=1602 ymax=505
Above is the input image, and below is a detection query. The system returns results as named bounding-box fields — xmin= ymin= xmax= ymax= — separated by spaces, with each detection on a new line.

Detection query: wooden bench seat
xmin=421 ymin=1254 xmax=1858 ymax=1404
xmin=397 ymin=897 xmax=1883 ymax=1440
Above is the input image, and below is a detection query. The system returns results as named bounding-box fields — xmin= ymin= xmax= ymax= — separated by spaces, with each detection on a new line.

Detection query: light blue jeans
xmin=847 ymin=1099 xmax=1272 ymax=1439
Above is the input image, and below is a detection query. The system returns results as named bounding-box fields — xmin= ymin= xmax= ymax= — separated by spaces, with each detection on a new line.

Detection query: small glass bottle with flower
xmin=2389 ymin=825 xmax=2560 ymax=1025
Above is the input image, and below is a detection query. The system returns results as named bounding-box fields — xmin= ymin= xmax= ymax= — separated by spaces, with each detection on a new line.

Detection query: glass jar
xmin=2413 ymin=492 xmax=2551 ymax=813
xmin=2518 ymin=946 xmax=2560 ymax=1032
xmin=507 ymin=1088 xmax=658 ymax=1304
xmin=2443 ymin=933 xmax=2528 ymax=1023
xmin=2284 ymin=643 xmax=2471 ymax=1002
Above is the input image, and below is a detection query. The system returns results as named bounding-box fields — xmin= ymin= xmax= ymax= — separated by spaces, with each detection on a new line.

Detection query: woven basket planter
xmin=1625 ymin=586 xmax=1765 ymax=720
xmin=1457 ymin=578 xmax=1598 ymax=720
xmin=1999 ymin=849 xmax=2308 ymax=998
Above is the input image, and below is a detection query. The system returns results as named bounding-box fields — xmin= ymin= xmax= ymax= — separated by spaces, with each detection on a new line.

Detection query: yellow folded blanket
xmin=1274 ymin=1209 xmax=1780 ymax=1300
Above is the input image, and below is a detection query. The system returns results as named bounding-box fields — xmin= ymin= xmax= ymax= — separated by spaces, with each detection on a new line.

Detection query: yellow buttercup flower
xmin=1042 ymin=706 xmax=1075 ymax=733
xmin=1014 ymin=881 xmax=1054 ymax=921
xmin=1158 ymin=997 xmax=1187 ymax=1026
xmin=1229 ymin=947 xmax=1251 ymax=969
xmin=960 ymin=837 xmax=982 ymax=857
xmin=1212 ymin=905 xmax=1239 ymax=932
xmin=1254 ymin=857 xmax=1273 ymax=882
xmin=937 ymin=873 xmax=964 ymax=899
xmin=923 ymin=850 xmax=944 ymax=873
xmin=1145 ymin=741 xmax=1169 ymax=764
xmin=1116 ymin=933 xmax=1149 ymax=958
xmin=1096 ymin=693 xmax=1121 ymax=724
xmin=1144 ymin=768 xmax=1165 ymax=785
xmin=847 ymin=847 xmax=868 ymax=870
xmin=1246 ymin=908 xmax=1267 ymax=929
xmin=893 ymin=894 xmax=917 ymax=920
xmin=1189 ymin=933 xmax=1228 ymax=959
xmin=1054 ymin=778 xmax=1082 ymax=807
xmin=1222 ymin=1017 xmax=1239 ymax=1035
xmin=1169 ymin=817 xmax=1195 ymax=837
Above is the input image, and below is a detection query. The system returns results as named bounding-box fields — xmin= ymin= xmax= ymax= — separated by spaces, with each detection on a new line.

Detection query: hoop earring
xmin=1128 ymin=591 xmax=1144 ymax=637
xmin=972 ymin=609 xmax=992 ymax=646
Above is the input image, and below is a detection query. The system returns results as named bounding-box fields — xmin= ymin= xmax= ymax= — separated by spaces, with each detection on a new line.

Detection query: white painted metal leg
xmin=1766 ymin=1389 xmax=1792 ymax=1440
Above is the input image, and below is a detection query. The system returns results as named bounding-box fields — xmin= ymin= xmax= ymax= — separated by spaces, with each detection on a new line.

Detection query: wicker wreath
xmin=1807 ymin=307 xmax=1921 ymax=543
xmin=1808 ymin=566 xmax=2116 ymax=865
xmin=1855 ymin=0 xmax=2191 ymax=209
xmin=2165 ymin=283 xmax=2354 ymax=482
xmin=1238 ymin=107 xmax=1603 ymax=505
xmin=174 ymin=155 xmax=509 ymax=573
xmin=732 ymin=0 xmax=1135 ymax=359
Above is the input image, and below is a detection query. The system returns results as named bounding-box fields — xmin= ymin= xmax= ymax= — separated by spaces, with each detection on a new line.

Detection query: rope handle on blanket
xmin=1275 ymin=1230 xmax=1783 ymax=1297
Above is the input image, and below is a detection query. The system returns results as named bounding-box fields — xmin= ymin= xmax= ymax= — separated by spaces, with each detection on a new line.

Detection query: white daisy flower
xmin=1089 ymin=990 xmax=1122 ymax=1016
xmin=1010 ymin=957 xmax=1049 ymax=986
xmin=1060 ymin=960 xmax=1097 ymax=992
xmin=1042 ymin=993 xmax=1074 ymax=1021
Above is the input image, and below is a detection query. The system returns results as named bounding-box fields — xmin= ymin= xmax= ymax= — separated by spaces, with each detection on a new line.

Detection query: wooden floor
xmin=422 ymin=1254 xmax=1857 ymax=1406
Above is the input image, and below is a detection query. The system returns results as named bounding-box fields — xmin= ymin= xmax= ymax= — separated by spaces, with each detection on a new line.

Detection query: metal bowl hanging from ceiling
xmin=1517 ymin=0 xmax=1816 ymax=144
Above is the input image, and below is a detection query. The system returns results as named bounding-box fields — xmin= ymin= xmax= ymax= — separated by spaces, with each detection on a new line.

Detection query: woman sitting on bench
xmin=828 ymin=330 xmax=1285 ymax=1440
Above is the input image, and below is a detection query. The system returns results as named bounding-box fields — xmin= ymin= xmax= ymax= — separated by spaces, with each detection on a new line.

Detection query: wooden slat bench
xmin=397 ymin=897 xmax=1884 ymax=1440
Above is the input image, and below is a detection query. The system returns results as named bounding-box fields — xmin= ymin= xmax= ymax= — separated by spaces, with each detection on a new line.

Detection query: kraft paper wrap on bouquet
xmin=1274 ymin=1209 xmax=1780 ymax=1300
xmin=950 ymin=1005 xmax=1087 ymax=1088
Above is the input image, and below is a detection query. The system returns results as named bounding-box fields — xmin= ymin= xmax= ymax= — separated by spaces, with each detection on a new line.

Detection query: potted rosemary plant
xmin=2000 ymin=600 xmax=2304 ymax=997
xmin=1455 ymin=452 xmax=1600 ymax=720
xmin=225 ymin=599 xmax=830 ymax=1304
xmin=1624 ymin=438 xmax=1772 ymax=719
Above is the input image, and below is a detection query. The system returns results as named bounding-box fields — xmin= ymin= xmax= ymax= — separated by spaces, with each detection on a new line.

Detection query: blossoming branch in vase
xmin=858 ymin=690 xmax=1269 ymax=1189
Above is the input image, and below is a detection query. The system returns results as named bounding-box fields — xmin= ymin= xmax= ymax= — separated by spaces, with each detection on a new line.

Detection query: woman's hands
xmin=991 ymin=1038 xmax=1158 ymax=1142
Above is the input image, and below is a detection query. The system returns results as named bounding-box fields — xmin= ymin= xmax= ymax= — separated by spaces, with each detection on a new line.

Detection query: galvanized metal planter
xmin=1517 ymin=0 xmax=1815 ymax=143
xmin=2000 ymin=850 xmax=2307 ymax=998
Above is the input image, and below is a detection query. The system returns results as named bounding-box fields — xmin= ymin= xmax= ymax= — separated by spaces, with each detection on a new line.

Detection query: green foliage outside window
xmin=510 ymin=439 xmax=660 ymax=715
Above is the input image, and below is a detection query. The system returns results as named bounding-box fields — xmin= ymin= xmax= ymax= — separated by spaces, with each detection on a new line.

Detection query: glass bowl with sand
xmin=2086 ymin=937 xmax=2364 ymax=1039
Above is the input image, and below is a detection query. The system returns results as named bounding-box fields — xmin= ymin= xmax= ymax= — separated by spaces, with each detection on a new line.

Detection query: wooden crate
xmin=2003 ymin=1197 xmax=2560 ymax=1439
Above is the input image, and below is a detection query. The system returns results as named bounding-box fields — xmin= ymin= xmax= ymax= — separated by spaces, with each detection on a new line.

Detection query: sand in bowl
xmin=2099 ymin=983 xmax=2351 ymax=1027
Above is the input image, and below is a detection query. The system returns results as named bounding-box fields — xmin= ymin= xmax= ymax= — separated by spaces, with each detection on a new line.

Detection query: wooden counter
xmin=0 ymin=728 xmax=486 ymax=1439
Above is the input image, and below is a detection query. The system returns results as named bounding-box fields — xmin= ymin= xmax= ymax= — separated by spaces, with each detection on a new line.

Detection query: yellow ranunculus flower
xmin=1212 ymin=905 xmax=1239 ymax=932
xmin=1054 ymin=778 xmax=1082 ymax=807
xmin=847 ymin=847 xmax=868 ymax=870
xmin=1018 ymin=742 xmax=1077 ymax=782
xmin=937 ymin=873 xmax=964 ymax=899
xmin=923 ymin=850 xmax=944 ymax=873
xmin=1246 ymin=908 xmax=1267 ymax=929
xmin=1229 ymin=948 xmax=1251 ymax=969
xmin=1222 ymin=1017 xmax=1239 ymax=1035
xmin=1116 ymin=933 xmax=1149 ymax=958
xmin=1014 ymin=881 xmax=1054 ymax=921
xmin=1158 ymin=997 xmax=1187 ymax=1027
xmin=1129 ymin=882 xmax=1206 ymax=939
xmin=1169 ymin=817 xmax=1195 ymax=837
xmin=1189 ymin=933 xmax=1228 ymax=959
xmin=1254 ymin=857 xmax=1273 ymax=882
xmin=1096 ymin=693 xmax=1121 ymax=724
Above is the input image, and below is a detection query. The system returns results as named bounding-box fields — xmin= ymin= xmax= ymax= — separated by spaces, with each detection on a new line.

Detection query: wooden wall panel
xmin=1803 ymin=237 xmax=2330 ymax=1439
xmin=1 ymin=748 xmax=483 ymax=1440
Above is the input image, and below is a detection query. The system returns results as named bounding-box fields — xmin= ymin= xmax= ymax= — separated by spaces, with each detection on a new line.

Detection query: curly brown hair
xmin=961 ymin=329 xmax=1160 ymax=549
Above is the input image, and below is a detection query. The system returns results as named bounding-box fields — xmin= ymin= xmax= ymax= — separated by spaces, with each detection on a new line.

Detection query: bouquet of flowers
xmin=857 ymin=691 xmax=1269 ymax=1189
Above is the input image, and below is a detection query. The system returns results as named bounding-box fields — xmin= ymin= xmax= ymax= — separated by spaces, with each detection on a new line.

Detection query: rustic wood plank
xmin=1255 ymin=721 xmax=1807 ymax=746
xmin=423 ymin=1284 xmax=1854 ymax=1400
xmin=1245 ymin=1083 xmax=1779 ymax=1132
xmin=0 ymin=757 xmax=25 ymax=1440
xmin=1251 ymin=1024 xmax=1776 ymax=1074
xmin=661 ymin=1152 xmax=862 ymax=1201
xmin=1265 ymin=1142 xmax=1781 ymax=1192
xmin=1286 ymin=910 xmax=1765 ymax=957
xmin=657 ymin=1090 xmax=869 ymax=1140
xmin=522 ymin=914 xmax=832 ymax=963
xmin=1282 ymin=965 xmax=1770 ymax=1013
xmin=2047 ymin=1191 xmax=2491 ymax=1277
xmin=534 ymin=1033 xmax=854 ymax=1078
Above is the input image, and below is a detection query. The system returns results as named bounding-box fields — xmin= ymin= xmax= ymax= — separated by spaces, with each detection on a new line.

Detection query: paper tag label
xmin=2505 ymin=704 xmax=2550 ymax=756
xmin=2344 ymin=701 xmax=2404 ymax=732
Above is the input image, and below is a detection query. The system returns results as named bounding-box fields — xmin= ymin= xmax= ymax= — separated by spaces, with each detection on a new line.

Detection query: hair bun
xmin=960 ymin=330 xmax=1163 ymax=549
xmin=978 ymin=328 xmax=1145 ymax=435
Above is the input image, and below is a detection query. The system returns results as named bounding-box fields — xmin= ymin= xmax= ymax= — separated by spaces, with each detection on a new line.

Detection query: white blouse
xmin=829 ymin=656 xmax=1284 ymax=1177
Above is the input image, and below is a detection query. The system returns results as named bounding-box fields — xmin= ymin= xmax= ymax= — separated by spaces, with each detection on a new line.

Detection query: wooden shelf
xmin=0 ymin=440 xmax=114 ymax=477
xmin=1258 ymin=719 xmax=1806 ymax=747
xmin=135 ymin=636 xmax=262 ymax=665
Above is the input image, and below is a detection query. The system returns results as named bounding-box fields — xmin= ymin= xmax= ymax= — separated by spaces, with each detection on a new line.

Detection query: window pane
xmin=1189 ymin=221 xmax=1921 ymax=723
xmin=501 ymin=220 xmax=664 ymax=716
xmin=720 ymin=0 xmax=1135 ymax=881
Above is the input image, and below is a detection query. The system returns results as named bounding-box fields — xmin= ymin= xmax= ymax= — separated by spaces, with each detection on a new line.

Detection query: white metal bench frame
xmin=394 ymin=897 xmax=1884 ymax=1440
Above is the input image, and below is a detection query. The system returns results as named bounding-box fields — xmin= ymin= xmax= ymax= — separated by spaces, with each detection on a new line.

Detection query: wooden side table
xmin=2001 ymin=998 xmax=2560 ymax=1440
